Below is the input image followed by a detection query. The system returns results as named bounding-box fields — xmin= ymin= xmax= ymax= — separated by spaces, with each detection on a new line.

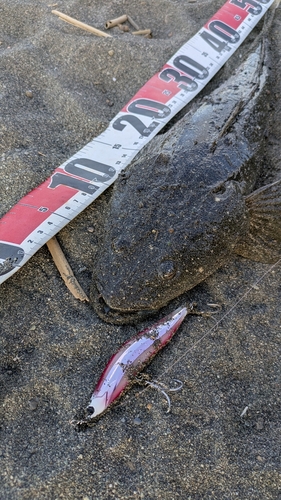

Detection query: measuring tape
xmin=0 ymin=0 xmax=275 ymax=284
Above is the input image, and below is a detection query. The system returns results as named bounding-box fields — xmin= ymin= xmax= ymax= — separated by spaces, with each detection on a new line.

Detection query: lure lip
xmin=79 ymin=305 xmax=189 ymax=425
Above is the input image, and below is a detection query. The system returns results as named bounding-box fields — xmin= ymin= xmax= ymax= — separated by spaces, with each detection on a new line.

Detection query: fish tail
xmin=234 ymin=178 xmax=281 ymax=263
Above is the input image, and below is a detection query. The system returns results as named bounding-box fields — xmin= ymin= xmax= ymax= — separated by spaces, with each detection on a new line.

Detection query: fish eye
xmin=159 ymin=260 xmax=176 ymax=280
xmin=87 ymin=406 xmax=95 ymax=415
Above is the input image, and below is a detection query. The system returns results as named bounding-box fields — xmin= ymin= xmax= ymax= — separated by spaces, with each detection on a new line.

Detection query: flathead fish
xmin=91 ymin=40 xmax=281 ymax=324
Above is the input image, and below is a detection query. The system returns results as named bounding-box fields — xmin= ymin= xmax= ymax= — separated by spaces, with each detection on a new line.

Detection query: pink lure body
xmin=86 ymin=306 xmax=188 ymax=421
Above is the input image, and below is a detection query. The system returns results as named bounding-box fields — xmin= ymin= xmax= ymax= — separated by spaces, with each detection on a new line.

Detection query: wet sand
xmin=0 ymin=1 xmax=281 ymax=498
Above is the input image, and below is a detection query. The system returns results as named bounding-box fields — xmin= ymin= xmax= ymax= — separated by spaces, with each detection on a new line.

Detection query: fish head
xmin=91 ymin=156 xmax=248 ymax=323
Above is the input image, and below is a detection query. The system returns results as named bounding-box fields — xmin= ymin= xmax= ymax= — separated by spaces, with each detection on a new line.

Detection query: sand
xmin=0 ymin=1 xmax=281 ymax=498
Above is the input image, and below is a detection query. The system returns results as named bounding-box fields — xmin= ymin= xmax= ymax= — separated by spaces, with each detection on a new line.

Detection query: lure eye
xmin=87 ymin=406 xmax=95 ymax=415
xmin=159 ymin=260 xmax=176 ymax=280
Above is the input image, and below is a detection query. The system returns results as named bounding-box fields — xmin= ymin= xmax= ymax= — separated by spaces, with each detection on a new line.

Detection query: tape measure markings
xmin=0 ymin=0 xmax=275 ymax=282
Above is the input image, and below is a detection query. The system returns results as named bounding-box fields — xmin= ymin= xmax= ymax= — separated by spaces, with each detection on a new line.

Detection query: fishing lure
xmin=80 ymin=305 xmax=188 ymax=424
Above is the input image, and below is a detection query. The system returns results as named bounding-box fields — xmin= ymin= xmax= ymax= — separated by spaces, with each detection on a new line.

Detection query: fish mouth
xmin=90 ymin=281 xmax=157 ymax=325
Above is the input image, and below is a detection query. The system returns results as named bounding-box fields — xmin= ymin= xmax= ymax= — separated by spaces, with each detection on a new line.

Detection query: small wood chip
xmin=132 ymin=29 xmax=152 ymax=37
xmin=105 ymin=14 xmax=128 ymax=29
xmin=118 ymin=24 xmax=130 ymax=32
xmin=240 ymin=406 xmax=249 ymax=417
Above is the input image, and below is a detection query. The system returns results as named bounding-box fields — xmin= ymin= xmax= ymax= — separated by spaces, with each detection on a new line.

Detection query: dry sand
xmin=0 ymin=1 xmax=281 ymax=499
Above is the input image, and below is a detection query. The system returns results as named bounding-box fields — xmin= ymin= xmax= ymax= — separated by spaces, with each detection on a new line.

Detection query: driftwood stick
xmin=47 ymin=236 xmax=89 ymax=302
xmin=52 ymin=10 xmax=112 ymax=38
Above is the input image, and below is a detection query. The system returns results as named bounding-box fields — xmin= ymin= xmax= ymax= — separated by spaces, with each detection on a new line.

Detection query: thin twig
xmin=127 ymin=15 xmax=140 ymax=31
xmin=47 ymin=236 xmax=89 ymax=302
xmin=52 ymin=10 xmax=111 ymax=38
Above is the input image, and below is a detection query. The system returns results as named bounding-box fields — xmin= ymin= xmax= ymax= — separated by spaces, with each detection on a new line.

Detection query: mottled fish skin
xmin=91 ymin=40 xmax=278 ymax=324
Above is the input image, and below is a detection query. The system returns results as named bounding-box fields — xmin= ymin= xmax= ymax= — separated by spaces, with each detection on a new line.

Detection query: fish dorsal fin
xmin=234 ymin=179 xmax=281 ymax=263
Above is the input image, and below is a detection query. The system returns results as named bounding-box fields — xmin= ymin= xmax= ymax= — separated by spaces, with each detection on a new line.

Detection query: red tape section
xmin=0 ymin=0 xmax=275 ymax=283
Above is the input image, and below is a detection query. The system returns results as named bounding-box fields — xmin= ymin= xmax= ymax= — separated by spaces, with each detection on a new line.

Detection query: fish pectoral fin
xmin=234 ymin=178 xmax=281 ymax=264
